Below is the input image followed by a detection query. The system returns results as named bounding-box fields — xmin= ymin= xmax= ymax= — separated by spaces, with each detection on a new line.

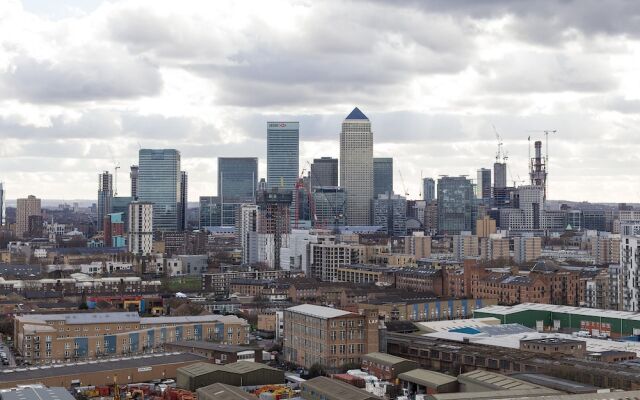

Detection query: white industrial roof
xmin=287 ymin=304 xmax=352 ymax=319
xmin=476 ymin=302 xmax=640 ymax=321
xmin=417 ymin=318 xmax=501 ymax=333
xmin=17 ymin=312 xmax=141 ymax=324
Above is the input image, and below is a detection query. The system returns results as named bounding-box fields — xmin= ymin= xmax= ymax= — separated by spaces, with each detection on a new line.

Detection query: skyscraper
xmin=422 ymin=178 xmax=435 ymax=202
xmin=16 ymin=195 xmax=41 ymax=238
xmin=130 ymin=165 xmax=139 ymax=199
xmin=199 ymin=196 xmax=221 ymax=228
xmin=312 ymin=187 xmax=346 ymax=229
xmin=218 ymin=157 xmax=258 ymax=226
xmin=493 ymin=162 xmax=507 ymax=189
xmin=97 ymin=171 xmax=113 ymax=231
xmin=372 ymin=193 xmax=407 ymax=236
xmin=309 ymin=157 xmax=338 ymax=188
xmin=128 ymin=201 xmax=153 ymax=255
xmin=0 ymin=182 xmax=4 ymax=226
xmin=373 ymin=157 xmax=393 ymax=197
xmin=267 ymin=122 xmax=299 ymax=189
xmin=476 ymin=168 xmax=492 ymax=201
xmin=137 ymin=149 xmax=181 ymax=232
xmin=179 ymin=171 xmax=188 ymax=231
xmin=340 ymin=107 xmax=373 ymax=225
xmin=437 ymin=176 xmax=476 ymax=235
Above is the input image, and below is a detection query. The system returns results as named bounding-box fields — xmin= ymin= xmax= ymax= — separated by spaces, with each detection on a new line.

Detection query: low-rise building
xmin=301 ymin=376 xmax=382 ymax=400
xmin=361 ymin=352 xmax=419 ymax=381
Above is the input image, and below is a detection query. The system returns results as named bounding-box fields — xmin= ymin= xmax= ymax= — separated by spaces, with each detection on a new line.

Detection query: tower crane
xmin=399 ymin=171 xmax=409 ymax=197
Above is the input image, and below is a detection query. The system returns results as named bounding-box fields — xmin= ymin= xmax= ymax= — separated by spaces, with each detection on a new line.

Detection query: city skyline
xmin=1 ymin=0 xmax=640 ymax=203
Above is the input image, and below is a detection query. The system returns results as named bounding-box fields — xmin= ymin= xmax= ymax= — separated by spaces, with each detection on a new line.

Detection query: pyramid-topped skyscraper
xmin=340 ymin=107 xmax=373 ymax=225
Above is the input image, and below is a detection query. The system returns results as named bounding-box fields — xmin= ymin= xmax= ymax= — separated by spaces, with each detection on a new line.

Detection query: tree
xmin=308 ymin=363 xmax=326 ymax=378
xmin=79 ymin=301 xmax=89 ymax=310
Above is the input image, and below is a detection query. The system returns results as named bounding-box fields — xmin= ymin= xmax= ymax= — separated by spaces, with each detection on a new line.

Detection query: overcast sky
xmin=1 ymin=0 xmax=639 ymax=203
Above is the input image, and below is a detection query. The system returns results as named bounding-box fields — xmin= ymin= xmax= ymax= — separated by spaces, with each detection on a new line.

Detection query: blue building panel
xmin=147 ymin=329 xmax=155 ymax=348
xmin=129 ymin=332 xmax=139 ymax=352
xmin=75 ymin=337 xmax=88 ymax=357
xmin=194 ymin=324 xmax=202 ymax=341
xmin=104 ymin=335 xmax=117 ymax=354
xmin=175 ymin=326 xmax=183 ymax=342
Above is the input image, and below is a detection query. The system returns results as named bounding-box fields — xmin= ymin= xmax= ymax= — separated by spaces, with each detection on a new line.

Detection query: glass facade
xmin=437 ymin=176 xmax=476 ymax=235
xmin=267 ymin=122 xmax=299 ymax=190
xmin=423 ymin=178 xmax=435 ymax=202
xmin=137 ymin=149 xmax=181 ymax=232
xmin=373 ymin=157 xmax=393 ymax=197
xmin=313 ymin=186 xmax=347 ymax=229
xmin=310 ymin=157 xmax=338 ymax=187
xmin=199 ymin=196 xmax=221 ymax=228
xmin=218 ymin=157 xmax=258 ymax=226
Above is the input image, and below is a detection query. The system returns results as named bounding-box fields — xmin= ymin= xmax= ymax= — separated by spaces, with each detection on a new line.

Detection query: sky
xmin=1 ymin=0 xmax=640 ymax=203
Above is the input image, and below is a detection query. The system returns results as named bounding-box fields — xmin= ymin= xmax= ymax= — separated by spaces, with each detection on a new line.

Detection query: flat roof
xmin=363 ymin=352 xmax=415 ymax=366
xmin=511 ymin=373 xmax=599 ymax=394
xmin=169 ymin=341 xmax=257 ymax=353
xmin=427 ymin=388 xmax=562 ymax=400
xmin=224 ymin=361 xmax=280 ymax=374
xmin=17 ymin=312 xmax=140 ymax=325
xmin=0 ymin=387 xmax=75 ymax=400
xmin=302 ymin=376 xmax=382 ymax=400
xmin=140 ymin=315 xmax=246 ymax=325
xmin=475 ymin=302 xmax=640 ymax=321
xmin=397 ymin=369 xmax=457 ymax=388
xmin=2 ymin=353 xmax=206 ymax=382
xmin=286 ymin=304 xmax=352 ymax=319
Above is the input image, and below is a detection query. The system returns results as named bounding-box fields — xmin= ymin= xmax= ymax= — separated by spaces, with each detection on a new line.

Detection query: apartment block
xmin=513 ymin=236 xmax=542 ymax=264
xmin=14 ymin=312 xmax=249 ymax=365
xmin=283 ymin=304 xmax=379 ymax=371
xmin=452 ymin=232 xmax=479 ymax=260
xmin=403 ymin=232 xmax=432 ymax=259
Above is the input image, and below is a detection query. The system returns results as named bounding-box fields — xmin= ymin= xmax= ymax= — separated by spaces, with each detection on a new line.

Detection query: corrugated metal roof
xmin=286 ymin=304 xmax=352 ymax=319
xmin=398 ymin=369 xmax=457 ymax=388
xmin=363 ymin=352 xmax=414 ymax=366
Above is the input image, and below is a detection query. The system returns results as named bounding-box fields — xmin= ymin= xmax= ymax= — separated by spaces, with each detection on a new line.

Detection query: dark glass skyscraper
xmin=0 ymin=182 xmax=4 ymax=226
xmin=437 ymin=176 xmax=476 ymax=235
xmin=267 ymin=122 xmax=299 ymax=190
xmin=179 ymin=171 xmax=188 ymax=231
xmin=97 ymin=171 xmax=113 ymax=231
xmin=218 ymin=157 xmax=258 ymax=226
xmin=373 ymin=157 xmax=393 ymax=197
xmin=137 ymin=149 xmax=181 ymax=232
xmin=476 ymin=168 xmax=492 ymax=202
xmin=309 ymin=157 xmax=338 ymax=187
xmin=423 ymin=178 xmax=435 ymax=202
xmin=199 ymin=196 xmax=221 ymax=228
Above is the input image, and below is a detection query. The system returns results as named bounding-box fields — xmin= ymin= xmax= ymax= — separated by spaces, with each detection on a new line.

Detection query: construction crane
xmin=493 ymin=124 xmax=507 ymax=163
xmin=399 ymin=170 xmax=409 ymax=197
xmin=114 ymin=163 xmax=120 ymax=196
xmin=526 ymin=129 xmax=557 ymax=198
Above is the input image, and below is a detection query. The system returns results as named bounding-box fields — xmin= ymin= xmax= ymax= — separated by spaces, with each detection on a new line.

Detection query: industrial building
xmin=176 ymin=361 xmax=284 ymax=391
xmin=0 ymin=387 xmax=75 ymax=400
xmin=164 ymin=341 xmax=262 ymax=364
xmin=474 ymin=303 xmax=640 ymax=337
xmin=196 ymin=383 xmax=258 ymax=400
xmin=301 ymin=376 xmax=382 ymax=400
xmin=361 ymin=352 xmax=419 ymax=381
xmin=0 ymin=353 xmax=206 ymax=389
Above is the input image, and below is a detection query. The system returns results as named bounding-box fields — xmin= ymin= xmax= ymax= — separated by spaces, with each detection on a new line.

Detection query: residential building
xmin=589 ymin=232 xmax=620 ymax=265
xmin=404 ymin=232 xmax=432 ymax=259
xmin=97 ymin=171 xmax=113 ymax=232
xmin=237 ymin=204 xmax=259 ymax=265
xmin=16 ymin=195 xmax=41 ymax=239
xmin=128 ymin=201 xmax=153 ymax=255
xmin=13 ymin=312 xmax=249 ymax=364
xmin=340 ymin=107 xmax=373 ymax=225
xmin=137 ymin=149 xmax=181 ymax=232
xmin=110 ymin=196 xmax=134 ymax=232
xmin=0 ymin=181 xmax=4 ymax=226
xmin=476 ymin=215 xmax=497 ymax=238
xmin=310 ymin=241 xmax=365 ymax=282
xmin=199 ymin=196 xmax=221 ymax=228
xmin=513 ymin=236 xmax=542 ymax=264
xmin=179 ymin=170 xmax=188 ymax=231
xmin=283 ymin=304 xmax=379 ymax=371
xmin=437 ymin=176 xmax=476 ymax=235
xmin=452 ymin=232 xmax=479 ymax=260
xmin=422 ymin=178 xmax=435 ymax=202
xmin=479 ymin=235 xmax=510 ymax=261
xmin=310 ymin=157 xmax=338 ymax=187
xmin=621 ymin=222 xmax=640 ymax=311
xmin=104 ymin=212 xmax=125 ymax=248
xmin=373 ymin=157 xmax=393 ymax=197
xmin=372 ymin=192 xmax=407 ymax=236
xmin=218 ymin=157 xmax=258 ymax=226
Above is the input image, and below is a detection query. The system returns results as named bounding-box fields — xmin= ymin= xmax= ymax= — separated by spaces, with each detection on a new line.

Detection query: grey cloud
xmin=0 ymin=52 xmax=162 ymax=103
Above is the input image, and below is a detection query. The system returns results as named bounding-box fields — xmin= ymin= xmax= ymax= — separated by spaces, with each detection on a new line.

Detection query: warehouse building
xmin=361 ymin=352 xmax=419 ymax=381
xmin=164 ymin=341 xmax=262 ymax=364
xmin=398 ymin=369 xmax=458 ymax=395
xmin=176 ymin=361 xmax=284 ymax=391
xmin=474 ymin=303 xmax=640 ymax=337
xmin=301 ymin=376 xmax=382 ymax=400
xmin=0 ymin=353 xmax=207 ymax=389
xmin=196 ymin=383 xmax=258 ymax=400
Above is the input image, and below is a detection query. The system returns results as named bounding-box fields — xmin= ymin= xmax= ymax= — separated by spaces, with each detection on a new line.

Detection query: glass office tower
xmin=218 ymin=157 xmax=258 ymax=226
xmin=137 ymin=149 xmax=181 ymax=232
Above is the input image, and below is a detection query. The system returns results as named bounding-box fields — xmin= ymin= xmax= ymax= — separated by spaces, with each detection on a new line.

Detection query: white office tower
xmin=621 ymin=222 xmax=640 ymax=311
xmin=238 ymin=204 xmax=259 ymax=265
xmin=128 ymin=201 xmax=153 ymax=255
xmin=340 ymin=107 xmax=373 ymax=225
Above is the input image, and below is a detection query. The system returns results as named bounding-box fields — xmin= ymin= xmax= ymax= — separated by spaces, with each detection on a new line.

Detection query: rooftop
xmin=476 ymin=302 xmax=640 ymax=321
xmin=287 ymin=304 xmax=352 ymax=319
xmin=303 ymin=376 xmax=382 ymax=400
xmin=196 ymin=383 xmax=257 ymax=400
xmin=169 ymin=341 xmax=257 ymax=353
xmin=512 ymin=373 xmax=600 ymax=394
xmin=458 ymin=369 xmax=545 ymax=391
xmin=397 ymin=369 xmax=457 ymax=388
xmin=345 ymin=107 xmax=368 ymax=120
xmin=17 ymin=312 xmax=140 ymax=325
xmin=363 ymin=352 xmax=415 ymax=366
xmin=0 ymin=387 xmax=75 ymax=400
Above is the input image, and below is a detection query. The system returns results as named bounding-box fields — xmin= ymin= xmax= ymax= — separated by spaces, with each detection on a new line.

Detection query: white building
xmin=621 ymin=222 xmax=640 ymax=311
xmin=128 ymin=201 xmax=153 ymax=255
xmin=238 ymin=204 xmax=259 ymax=264
xmin=279 ymin=229 xmax=319 ymax=272
xmin=340 ymin=107 xmax=373 ymax=225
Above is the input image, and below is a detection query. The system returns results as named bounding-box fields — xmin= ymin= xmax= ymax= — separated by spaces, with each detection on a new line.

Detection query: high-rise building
xmin=138 ymin=149 xmax=181 ymax=232
xmin=110 ymin=196 xmax=134 ymax=232
xmin=493 ymin=162 xmax=507 ymax=189
xmin=513 ymin=236 xmax=542 ymax=264
xmin=452 ymin=232 xmax=479 ymax=260
xmin=476 ymin=168 xmax=491 ymax=201
xmin=97 ymin=171 xmax=113 ymax=231
xmin=372 ymin=193 xmax=407 ymax=236
xmin=312 ymin=187 xmax=347 ymax=229
xmin=199 ymin=196 xmax=221 ymax=228
xmin=257 ymin=188 xmax=293 ymax=269
xmin=309 ymin=157 xmax=338 ymax=187
xmin=267 ymin=122 xmax=299 ymax=189
xmin=422 ymin=178 xmax=435 ymax=202
xmin=621 ymin=222 xmax=640 ymax=311
xmin=218 ymin=157 xmax=258 ymax=226
xmin=404 ymin=232 xmax=432 ymax=259
xmin=128 ymin=201 xmax=153 ymax=256
xmin=16 ymin=195 xmax=41 ymax=238
xmin=104 ymin=212 xmax=126 ymax=248
xmin=437 ymin=176 xmax=476 ymax=235
xmin=237 ymin=204 xmax=259 ymax=265
xmin=373 ymin=157 xmax=393 ymax=197
xmin=529 ymin=140 xmax=548 ymax=200
xmin=0 ymin=182 xmax=4 ymax=226
xmin=130 ymin=165 xmax=139 ymax=199
xmin=340 ymin=107 xmax=373 ymax=225
xmin=179 ymin=171 xmax=188 ymax=231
